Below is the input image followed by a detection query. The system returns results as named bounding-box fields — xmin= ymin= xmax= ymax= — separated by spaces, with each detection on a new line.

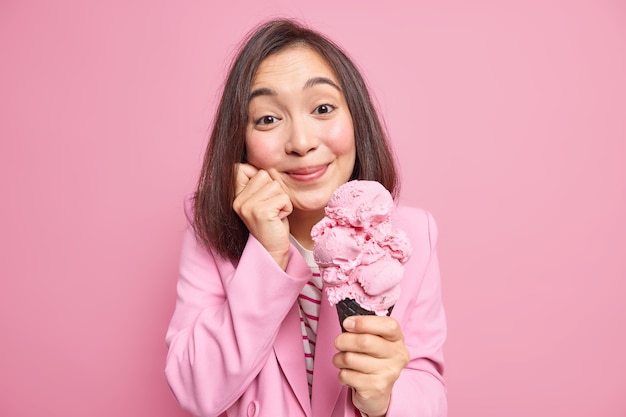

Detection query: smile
xmin=287 ymin=164 xmax=328 ymax=181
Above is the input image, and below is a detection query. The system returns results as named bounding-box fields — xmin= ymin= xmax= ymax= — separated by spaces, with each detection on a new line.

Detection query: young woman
xmin=165 ymin=18 xmax=447 ymax=417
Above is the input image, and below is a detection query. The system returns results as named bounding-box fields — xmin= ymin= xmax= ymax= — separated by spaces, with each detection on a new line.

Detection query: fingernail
xmin=343 ymin=318 xmax=355 ymax=330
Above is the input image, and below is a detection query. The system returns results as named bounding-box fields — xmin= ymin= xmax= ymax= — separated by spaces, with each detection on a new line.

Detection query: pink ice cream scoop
xmin=323 ymin=178 xmax=394 ymax=228
xmin=311 ymin=180 xmax=412 ymax=329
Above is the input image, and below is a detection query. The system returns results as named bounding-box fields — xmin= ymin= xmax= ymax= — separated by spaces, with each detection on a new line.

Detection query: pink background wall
xmin=1 ymin=1 xmax=624 ymax=416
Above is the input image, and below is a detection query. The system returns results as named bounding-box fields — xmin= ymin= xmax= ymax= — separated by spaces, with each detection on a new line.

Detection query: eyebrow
xmin=303 ymin=76 xmax=342 ymax=92
xmin=249 ymin=87 xmax=276 ymax=101
xmin=248 ymin=77 xmax=342 ymax=101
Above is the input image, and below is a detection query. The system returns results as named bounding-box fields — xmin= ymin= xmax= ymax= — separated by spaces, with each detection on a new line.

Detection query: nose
xmin=284 ymin=118 xmax=319 ymax=156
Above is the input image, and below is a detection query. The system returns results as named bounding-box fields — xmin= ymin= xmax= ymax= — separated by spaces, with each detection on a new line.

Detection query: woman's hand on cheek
xmin=233 ymin=163 xmax=293 ymax=270
xmin=333 ymin=316 xmax=410 ymax=417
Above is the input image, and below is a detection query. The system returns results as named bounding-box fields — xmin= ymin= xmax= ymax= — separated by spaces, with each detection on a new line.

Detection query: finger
xmin=335 ymin=332 xmax=386 ymax=358
xmin=234 ymin=163 xmax=259 ymax=196
xmin=336 ymin=368 xmax=380 ymax=393
xmin=265 ymin=168 xmax=293 ymax=198
xmin=236 ymin=178 xmax=292 ymax=222
xmin=248 ymin=189 xmax=293 ymax=221
xmin=274 ymin=193 xmax=293 ymax=220
xmin=240 ymin=174 xmax=285 ymax=206
xmin=342 ymin=316 xmax=403 ymax=342
xmin=234 ymin=169 xmax=274 ymax=211
xmin=333 ymin=351 xmax=378 ymax=374
xmin=336 ymin=367 xmax=365 ymax=388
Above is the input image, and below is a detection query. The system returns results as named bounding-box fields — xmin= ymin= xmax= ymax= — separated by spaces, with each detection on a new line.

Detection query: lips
xmin=287 ymin=164 xmax=328 ymax=181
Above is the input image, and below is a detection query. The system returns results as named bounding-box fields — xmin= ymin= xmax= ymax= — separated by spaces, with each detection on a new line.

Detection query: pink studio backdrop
xmin=1 ymin=1 xmax=624 ymax=416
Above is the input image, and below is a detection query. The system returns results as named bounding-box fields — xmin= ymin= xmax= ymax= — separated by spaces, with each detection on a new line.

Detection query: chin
xmin=295 ymin=203 xmax=327 ymax=213
xmin=292 ymin=197 xmax=329 ymax=213
xmin=291 ymin=184 xmax=340 ymax=212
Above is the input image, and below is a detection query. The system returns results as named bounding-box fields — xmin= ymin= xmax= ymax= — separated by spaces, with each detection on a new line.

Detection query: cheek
xmin=324 ymin=118 xmax=355 ymax=155
xmin=245 ymin=133 xmax=280 ymax=168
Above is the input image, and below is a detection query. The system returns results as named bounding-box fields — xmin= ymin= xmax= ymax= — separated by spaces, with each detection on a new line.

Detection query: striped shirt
xmin=290 ymin=236 xmax=322 ymax=397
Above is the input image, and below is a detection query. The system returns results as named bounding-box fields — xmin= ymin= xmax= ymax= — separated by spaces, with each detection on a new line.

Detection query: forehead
xmin=251 ymin=46 xmax=339 ymax=86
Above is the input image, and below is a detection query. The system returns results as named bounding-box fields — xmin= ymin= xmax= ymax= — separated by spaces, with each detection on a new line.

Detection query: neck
xmin=288 ymin=208 xmax=324 ymax=250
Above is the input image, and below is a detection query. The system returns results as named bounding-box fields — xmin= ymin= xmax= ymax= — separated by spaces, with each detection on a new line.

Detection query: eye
xmin=313 ymin=104 xmax=335 ymax=115
xmin=255 ymin=115 xmax=280 ymax=125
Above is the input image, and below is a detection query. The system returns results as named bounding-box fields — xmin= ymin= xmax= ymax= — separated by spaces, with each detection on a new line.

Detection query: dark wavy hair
xmin=193 ymin=18 xmax=399 ymax=262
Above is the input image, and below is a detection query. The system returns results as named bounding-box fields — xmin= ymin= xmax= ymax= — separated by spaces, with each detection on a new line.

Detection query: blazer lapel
xmin=311 ymin=296 xmax=345 ymax=416
xmin=274 ymin=302 xmax=311 ymax=415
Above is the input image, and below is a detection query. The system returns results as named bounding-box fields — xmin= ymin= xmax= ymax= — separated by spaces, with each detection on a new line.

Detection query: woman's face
xmin=245 ymin=46 xmax=356 ymax=217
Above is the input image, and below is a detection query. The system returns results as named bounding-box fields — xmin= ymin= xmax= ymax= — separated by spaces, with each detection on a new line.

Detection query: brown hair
xmin=193 ymin=18 xmax=399 ymax=261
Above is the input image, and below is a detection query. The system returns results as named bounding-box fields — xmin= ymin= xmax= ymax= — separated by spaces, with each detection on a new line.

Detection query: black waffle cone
xmin=336 ymin=298 xmax=394 ymax=332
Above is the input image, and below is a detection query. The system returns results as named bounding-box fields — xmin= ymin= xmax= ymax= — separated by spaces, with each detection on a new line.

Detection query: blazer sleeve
xmin=387 ymin=209 xmax=448 ymax=416
xmin=164 ymin=223 xmax=311 ymax=417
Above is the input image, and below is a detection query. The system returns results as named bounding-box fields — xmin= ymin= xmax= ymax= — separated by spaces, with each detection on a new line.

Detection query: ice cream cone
xmin=336 ymin=298 xmax=394 ymax=332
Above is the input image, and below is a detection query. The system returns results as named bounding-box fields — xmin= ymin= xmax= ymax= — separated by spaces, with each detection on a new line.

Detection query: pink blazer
xmin=165 ymin=203 xmax=447 ymax=417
